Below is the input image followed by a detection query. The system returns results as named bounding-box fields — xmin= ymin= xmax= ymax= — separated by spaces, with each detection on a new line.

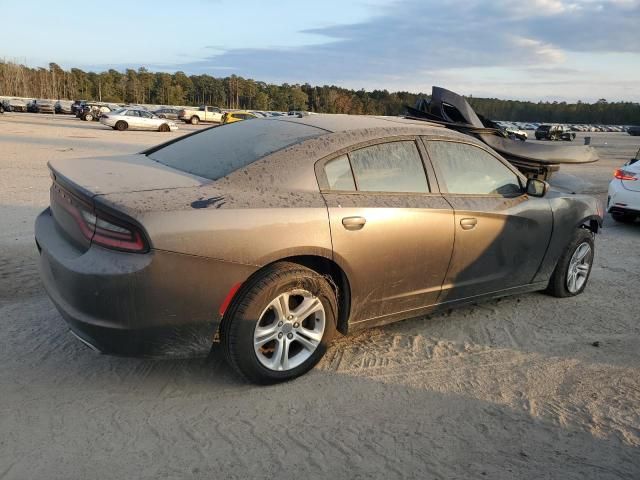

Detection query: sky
xmin=1 ymin=0 xmax=639 ymax=102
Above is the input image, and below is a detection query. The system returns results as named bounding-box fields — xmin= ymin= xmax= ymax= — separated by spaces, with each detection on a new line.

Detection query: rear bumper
xmin=607 ymin=180 xmax=640 ymax=215
xmin=35 ymin=208 xmax=257 ymax=358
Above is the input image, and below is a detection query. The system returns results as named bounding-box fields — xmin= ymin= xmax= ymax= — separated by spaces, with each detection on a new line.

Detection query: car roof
xmin=267 ymin=114 xmax=446 ymax=134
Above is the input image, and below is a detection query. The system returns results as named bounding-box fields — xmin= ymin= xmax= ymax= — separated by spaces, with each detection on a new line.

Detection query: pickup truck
xmin=178 ymin=106 xmax=223 ymax=125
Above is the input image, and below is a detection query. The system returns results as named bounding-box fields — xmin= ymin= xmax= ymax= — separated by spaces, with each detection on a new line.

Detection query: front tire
xmin=546 ymin=229 xmax=594 ymax=298
xmin=221 ymin=262 xmax=337 ymax=384
xmin=158 ymin=123 xmax=170 ymax=132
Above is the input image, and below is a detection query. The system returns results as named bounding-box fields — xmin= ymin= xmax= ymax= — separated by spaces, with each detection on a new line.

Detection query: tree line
xmin=1 ymin=61 xmax=638 ymax=124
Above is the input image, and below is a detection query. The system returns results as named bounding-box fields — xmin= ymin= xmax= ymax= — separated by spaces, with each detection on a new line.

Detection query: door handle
xmin=460 ymin=217 xmax=477 ymax=230
xmin=342 ymin=216 xmax=366 ymax=231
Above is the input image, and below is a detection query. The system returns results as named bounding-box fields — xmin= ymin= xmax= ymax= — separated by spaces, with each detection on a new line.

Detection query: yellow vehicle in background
xmin=221 ymin=111 xmax=258 ymax=124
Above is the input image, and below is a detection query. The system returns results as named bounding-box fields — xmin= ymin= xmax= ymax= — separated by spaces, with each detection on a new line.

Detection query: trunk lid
xmin=48 ymin=154 xmax=207 ymax=252
xmin=48 ymin=153 xmax=207 ymax=197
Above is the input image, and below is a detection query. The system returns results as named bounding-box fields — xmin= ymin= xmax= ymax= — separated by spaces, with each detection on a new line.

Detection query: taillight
xmin=55 ymin=188 xmax=147 ymax=253
xmin=614 ymin=169 xmax=638 ymax=181
xmin=87 ymin=210 xmax=147 ymax=252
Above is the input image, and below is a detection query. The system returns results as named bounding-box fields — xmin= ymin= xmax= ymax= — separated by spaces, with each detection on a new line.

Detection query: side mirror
xmin=526 ymin=178 xmax=549 ymax=197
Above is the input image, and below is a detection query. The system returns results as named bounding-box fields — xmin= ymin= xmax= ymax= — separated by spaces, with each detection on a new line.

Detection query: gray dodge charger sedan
xmin=35 ymin=115 xmax=603 ymax=383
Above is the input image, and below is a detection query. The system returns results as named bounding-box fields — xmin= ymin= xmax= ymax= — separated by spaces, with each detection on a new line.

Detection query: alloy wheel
xmin=253 ymin=289 xmax=325 ymax=371
xmin=566 ymin=241 xmax=592 ymax=293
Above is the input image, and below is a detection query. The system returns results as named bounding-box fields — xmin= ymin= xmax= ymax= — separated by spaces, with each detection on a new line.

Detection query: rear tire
xmin=115 ymin=121 xmax=128 ymax=131
xmin=84 ymin=113 xmax=93 ymax=122
xmin=545 ymin=229 xmax=594 ymax=298
xmin=221 ymin=262 xmax=337 ymax=384
xmin=190 ymin=116 xmax=200 ymax=125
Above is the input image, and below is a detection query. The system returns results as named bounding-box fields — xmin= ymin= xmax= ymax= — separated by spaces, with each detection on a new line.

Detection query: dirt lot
xmin=1 ymin=113 xmax=639 ymax=479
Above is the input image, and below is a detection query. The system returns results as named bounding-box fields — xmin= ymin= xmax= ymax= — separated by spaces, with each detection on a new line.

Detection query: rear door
xmin=318 ymin=138 xmax=454 ymax=323
xmin=424 ymin=139 xmax=553 ymax=302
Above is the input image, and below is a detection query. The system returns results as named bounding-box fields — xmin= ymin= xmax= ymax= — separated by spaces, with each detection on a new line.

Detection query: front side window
xmin=427 ymin=141 xmax=522 ymax=196
xmin=349 ymin=141 xmax=429 ymax=193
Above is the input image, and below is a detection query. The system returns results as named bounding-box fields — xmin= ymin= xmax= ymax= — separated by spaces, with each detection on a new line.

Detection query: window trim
xmin=315 ymin=136 xmax=436 ymax=195
xmin=423 ymin=138 xmax=526 ymax=197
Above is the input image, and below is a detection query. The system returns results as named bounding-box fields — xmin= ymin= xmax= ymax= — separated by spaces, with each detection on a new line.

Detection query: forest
xmin=1 ymin=61 xmax=638 ymax=124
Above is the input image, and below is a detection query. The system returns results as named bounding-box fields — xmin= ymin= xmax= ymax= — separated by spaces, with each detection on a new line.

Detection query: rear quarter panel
xmin=97 ymin=187 xmax=333 ymax=267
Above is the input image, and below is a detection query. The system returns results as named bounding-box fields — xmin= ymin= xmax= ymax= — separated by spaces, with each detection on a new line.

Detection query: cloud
xmin=146 ymin=0 xmax=640 ymax=100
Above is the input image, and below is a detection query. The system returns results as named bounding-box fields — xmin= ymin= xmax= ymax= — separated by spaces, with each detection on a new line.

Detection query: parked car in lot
xmin=79 ymin=103 xmax=113 ymax=121
xmin=535 ymin=125 xmax=577 ymax=141
xmin=178 ymin=105 xmax=223 ymax=124
xmin=35 ymin=115 xmax=602 ymax=384
xmin=607 ymin=151 xmax=640 ymax=223
xmin=55 ymin=100 xmax=74 ymax=114
xmin=153 ymin=107 xmax=181 ymax=120
xmin=504 ymin=126 xmax=528 ymax=141
xmin=99 ymin=108 xmax=178 ymax=131
xmin=71 ymin=100 xmax=87 ymax=115
xmin=221 ymin=110 xmax=258 ymax=124
xmin=628 ymin=126 xmax=640 ymax=136
xmin=35 ymin=100 xmax=55 ymax=114
xmin=8 ymin=98 xmax=27 ymax=112
xmin=0 ymin=99 xmax=8 ymax=113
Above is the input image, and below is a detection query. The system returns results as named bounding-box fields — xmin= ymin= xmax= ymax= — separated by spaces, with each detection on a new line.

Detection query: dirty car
xmin=35 ymin=113 xmax=603 ymax=384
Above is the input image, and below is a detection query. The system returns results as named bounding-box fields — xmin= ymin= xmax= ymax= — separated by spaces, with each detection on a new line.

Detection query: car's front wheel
xmin=221 ymin=262 xmax=337 ymax=384
xmin=546 ymin=229 xmax=594 ymax=297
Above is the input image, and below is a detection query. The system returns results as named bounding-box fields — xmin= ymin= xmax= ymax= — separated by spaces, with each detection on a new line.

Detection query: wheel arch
xmin=578 ymin=214 xmax=602 ymax=234
xmin=232 ymin=253 xmax=352 ymax=335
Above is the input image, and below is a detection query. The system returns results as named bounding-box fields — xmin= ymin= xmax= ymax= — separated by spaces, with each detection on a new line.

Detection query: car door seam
xmin=434 ymin=194 xmax=457 ymax=304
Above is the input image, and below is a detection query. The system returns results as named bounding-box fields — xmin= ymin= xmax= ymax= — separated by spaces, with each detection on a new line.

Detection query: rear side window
xmin=427 ymin=141 xmax=522 ymax=196
xmin=349 ymin=141 xmax=429 ymax=193
xmin=147 ymin=119 xmax=324 ymax=180
xmin=325 ymin=155 xmax=355 ymax=191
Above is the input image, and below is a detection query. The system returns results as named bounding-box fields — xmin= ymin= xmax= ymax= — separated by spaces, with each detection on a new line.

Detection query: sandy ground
xmin=0 ymin=113 xmax=639 ymax=480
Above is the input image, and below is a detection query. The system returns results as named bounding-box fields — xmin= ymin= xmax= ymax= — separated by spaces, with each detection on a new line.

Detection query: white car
xmin=607 ymin=148 xmax=640 ymax=223
xmin=99 ymin=108 xmax=178 ymax=132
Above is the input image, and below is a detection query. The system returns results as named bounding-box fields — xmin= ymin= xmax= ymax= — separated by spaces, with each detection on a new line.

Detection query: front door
xmin=319 ymin=139 xmax=455 ymax=323
xmin=424 ymin=139 xmax=553 ymax=302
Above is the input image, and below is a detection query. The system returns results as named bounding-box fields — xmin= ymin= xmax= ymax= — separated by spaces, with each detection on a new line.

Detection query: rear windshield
xmin=146 ymin=119 xmax=324 ymax=180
